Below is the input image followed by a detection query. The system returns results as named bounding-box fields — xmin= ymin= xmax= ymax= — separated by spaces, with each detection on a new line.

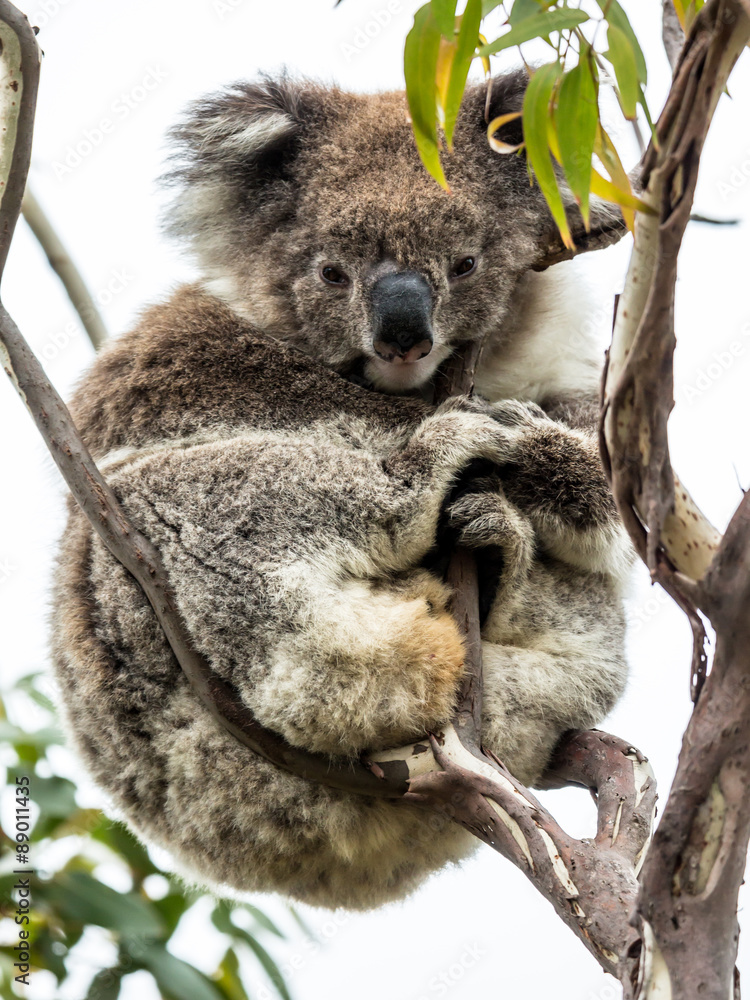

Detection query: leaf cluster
xmin=404 ymin=0 xmax=658 ymax=244
xmin=0 ymin=675 xmax=298 ymax=1000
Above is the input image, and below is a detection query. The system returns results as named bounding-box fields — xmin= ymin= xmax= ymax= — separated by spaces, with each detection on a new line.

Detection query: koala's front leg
xmin=379 ymin=397 xmax=546 ymax=568
xmin=479 ymin=399 xmax=633 ymax=582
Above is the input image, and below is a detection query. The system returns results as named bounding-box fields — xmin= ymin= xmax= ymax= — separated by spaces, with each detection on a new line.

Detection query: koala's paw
xmin=486 ymin=398 xmax=548 ymax=429
xmin=445 ymin=477 xmax=533 ymax=554
xmin=435 ymin=395 xmax=546 ymax=427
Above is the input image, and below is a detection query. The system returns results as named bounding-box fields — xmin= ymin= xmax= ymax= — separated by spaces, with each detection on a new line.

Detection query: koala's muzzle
xmin=371 ymin=272 xmax=433 ymax=364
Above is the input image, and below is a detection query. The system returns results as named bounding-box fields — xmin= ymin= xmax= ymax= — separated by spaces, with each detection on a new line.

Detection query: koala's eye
xmin=319 ymin=265 xmax=350 ymax=287
xmin=450 ymin=256 xmax=477 ymax=279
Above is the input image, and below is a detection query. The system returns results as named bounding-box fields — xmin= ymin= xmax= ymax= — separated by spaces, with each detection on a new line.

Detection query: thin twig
xmin=21 ymin=187 xmax=108 ymax=349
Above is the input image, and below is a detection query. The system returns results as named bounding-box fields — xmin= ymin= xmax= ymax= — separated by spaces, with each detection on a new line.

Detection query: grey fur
xmin=52 ymin=76 xmax=631 ymax=911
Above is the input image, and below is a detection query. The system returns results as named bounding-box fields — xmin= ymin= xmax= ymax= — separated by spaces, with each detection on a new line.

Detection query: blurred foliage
xmin=404 ymin=0 xmax=660 ymax=245
xmin=0 ymin=673 xmax=297 ymax=1000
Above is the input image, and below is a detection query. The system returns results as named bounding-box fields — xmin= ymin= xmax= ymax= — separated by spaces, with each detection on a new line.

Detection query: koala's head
xmin=164 ymin=74 xmax=624 ymax=393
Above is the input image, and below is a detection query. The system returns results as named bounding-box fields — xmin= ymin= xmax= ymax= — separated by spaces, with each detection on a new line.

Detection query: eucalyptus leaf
xmin=523 ymin=62 xmax=573 ymax=249
xmin=85 ymin=966 xmax=123 ymax=1000
xmin=605 ymin=22 xmax=639 ymax=120
xmin=140 ymin=945 xmax=226 ymax=1000
xmin=508 ymin=0 xmax=541 ymax=25
xmin=431 ymin=0 xmax=457 ymax=37
xmin=28 ymin=775 xmax=78 ymax=817
xmin=443 ymin=0 xmax=483 ymax=148
xmin=44 ymin=871 xmax=164 ymax=939
xmin=557 ymin=55 xmax=599 ymax=228
xmin=0 ymin=721 xmax=62 ymax=749
xmin=590 ymin=169 xmax=656 ymax=216
xmin=478 ymin=8 xmax=589 ymax=57
xmin=595 ymin=0 xmax=647 ymax=83
xmin=214 ymin=948 xmax=249 ymax=1000
xmin=242 ymin=936 xmax=292 ymax=1000
xmin=404 ymin=4 xmax=449 ymax=188
xmin=242 ymin=903 xmax=286 ymax=940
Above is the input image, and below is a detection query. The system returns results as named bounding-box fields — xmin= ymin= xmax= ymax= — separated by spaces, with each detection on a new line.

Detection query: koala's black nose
xmin=371 ymin=271 xmax=434 ymax=364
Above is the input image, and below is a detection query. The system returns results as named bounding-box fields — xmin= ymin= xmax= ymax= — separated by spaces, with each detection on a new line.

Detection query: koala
xmin=51 ymin=73 xmax=633 ymax=911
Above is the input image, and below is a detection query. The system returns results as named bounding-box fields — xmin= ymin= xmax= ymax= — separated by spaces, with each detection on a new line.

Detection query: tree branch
xmin=662 ymin=0 xmax=685 ymax=72
xmin=600 ymin=1 xmax=750 ymax=995
xmin=21 ymin=187 xmax=108 ymax=350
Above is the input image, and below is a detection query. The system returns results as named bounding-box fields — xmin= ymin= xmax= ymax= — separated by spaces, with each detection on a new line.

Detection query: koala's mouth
xmin=364 ymin=343 xmax=449 ymax=393
xmin=372 ymin=338 xmax=433 ymax=365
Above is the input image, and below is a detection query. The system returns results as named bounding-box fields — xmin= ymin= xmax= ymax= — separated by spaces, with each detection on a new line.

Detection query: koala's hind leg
xmin=250 ymin=566 xmax=465 ymax=756
xmin=480 ymin=558 xmax=628 ymax=787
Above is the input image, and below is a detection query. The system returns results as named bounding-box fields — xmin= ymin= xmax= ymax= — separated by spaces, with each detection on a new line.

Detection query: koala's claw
xmin=445 ymin=479 xmax=534 ymax=554
xmin=486 ymin=399 xmax=548 ymax=428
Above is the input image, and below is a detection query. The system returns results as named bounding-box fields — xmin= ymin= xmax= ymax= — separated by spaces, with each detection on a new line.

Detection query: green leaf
xmin=43 ymin=872 xmax=165 ymax=939
xmin=508 ymin=0 xmax=541 ymax=25
xmin=605 ymin=23 xmax=639 ymax=120
xmin=238 ymin=903 xmax=286 ymax=940
xmin=443 ymin=0 xmax=483 ymax=148
xmin=214 ymin=949 xmax=249 ymax=1000
xmin=213 ymin=899 xmax=286 ymax=944
xmin=431 ymin=0 xmax=457 ymax=37
xmin=404 ymin=4 xmax=449 ymax=188
xmin=595 ymin=0 xmax=647 ymax=83
xmin=85 ymin=966 xmax=123 ymax=1000
xmin=241 ymin=936 xmax=292 ymax=1000
xmin=556 ymin=55 xmax=599 ymax=228
xmin=90 ymin=820 xmax=160 ymax=879
xmin=153 ymin=892 xmax=194 ymax=936
xmin=478 ymin=8 xmax=589 ymax=57
xmin=30 ymin=927 xmax=67 ymax=982
xmin=27 ymin=775 xmax=78 ymax=819
xmin=481 ymin=0 xmax=503 ymax=15
xmin=0 ymin=722 xmax=63 ymax=750
xmin=14 ymin=673 xmax=57 ymax=715
xmin=523 ymin=62 xmax=573 ymax=249
xmin=139 ymin=945 xmax=225 ymax=1000
xmin=287 ymin=906 xmax=316 ymax=941
xmin=211 ymin=900 xmax=236 ymax=936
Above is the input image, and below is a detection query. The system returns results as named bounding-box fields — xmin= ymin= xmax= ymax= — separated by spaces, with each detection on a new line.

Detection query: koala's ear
xmin=165 ymin=76 xmax=318 ymax=188
xmin=162 ymin=76 xmax=332 ymax=250
xmin=459 ymin=71 xmax=628 ymax=268
xmin=459 ymin=70 xmax=528 ymax=149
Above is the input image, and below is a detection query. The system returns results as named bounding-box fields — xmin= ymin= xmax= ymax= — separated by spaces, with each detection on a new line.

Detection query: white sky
xmin=0 ymin=1 xmax=749 ymax=999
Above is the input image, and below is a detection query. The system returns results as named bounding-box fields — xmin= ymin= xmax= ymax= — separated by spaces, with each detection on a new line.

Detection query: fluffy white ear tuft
xmin=199 ymin=111 xmax=297 ymax=156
